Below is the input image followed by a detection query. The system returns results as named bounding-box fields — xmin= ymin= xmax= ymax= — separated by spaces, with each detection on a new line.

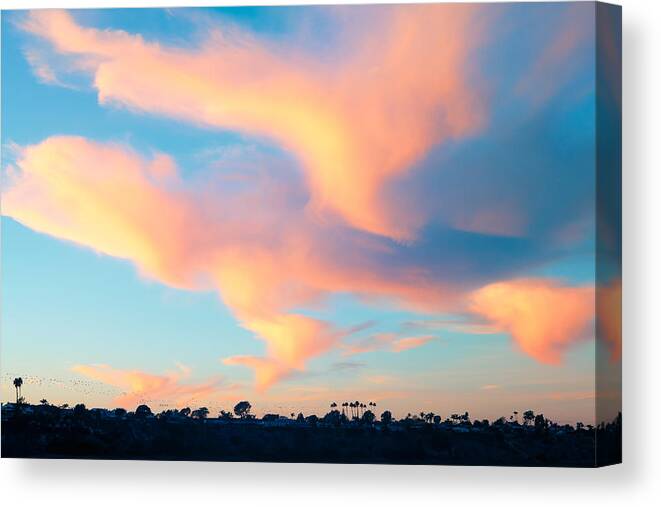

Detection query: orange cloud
xmin=470 ymin=278 xmax=595 ymax=364
xmin=5 ymin=7 xmax=604 ymax=388
xmin=3 ymin=135 xmax=602 ymax=388
xmin=71 ymin=363 xmax=222 ymax=409
xmin=391 ymin=335 xmax=436 ymax=352
xmin=223 ymin=315 xmax=346 ymax=391
xmin=597 ymin=277 xmax=621 ymax=361
xmin=343 ymin=333 xmax=436 ymax=356
xmin=3 ymin=136 xmax=458 ymax=389
xmin=21 ymin=7 xmax=487 ymax=241
xmin=222 ymin=356 xmax=287 ymax=393
xmin=1 ymin=136 xmax=201 ymax=289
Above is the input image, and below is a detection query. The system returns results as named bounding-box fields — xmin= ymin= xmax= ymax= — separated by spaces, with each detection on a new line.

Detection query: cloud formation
xmin=2 ymin=4 xmax=604 ymax=391
xmin=3 ymin=136 xmax=456 ymax=388
xmin=71 ymin=363 xmax=222 ymax=408
xmin=20 ymin=6 xmax=487 ymax=241
xmin=470 ymin=278 xmax=594 ymax=364
xmin=343 ymin=333 xmax=436 ymax=356
xmin=597 ymin=278 xmax=621 ymax=361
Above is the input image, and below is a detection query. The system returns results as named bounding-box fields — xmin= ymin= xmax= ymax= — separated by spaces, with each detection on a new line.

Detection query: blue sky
xmin=0 ymin=4 xmax=618 ymax=423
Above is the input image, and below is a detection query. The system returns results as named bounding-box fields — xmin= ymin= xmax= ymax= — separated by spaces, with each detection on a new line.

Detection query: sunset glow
xmin=1 ymin=3 xmax=619 ymax=425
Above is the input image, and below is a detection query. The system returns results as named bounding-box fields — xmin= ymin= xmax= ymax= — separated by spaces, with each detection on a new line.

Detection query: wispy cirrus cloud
xmin=402 ymin=317 xmax=499 ymax=335
xmin=480 ymin=384 xmax=501 ymax=391
xmin=343 ymin=333 xmax=436 ymax=356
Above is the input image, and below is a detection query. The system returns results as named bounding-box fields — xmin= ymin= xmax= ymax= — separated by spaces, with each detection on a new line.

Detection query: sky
xmin=0 ymin=3 xmax=620 ymax=424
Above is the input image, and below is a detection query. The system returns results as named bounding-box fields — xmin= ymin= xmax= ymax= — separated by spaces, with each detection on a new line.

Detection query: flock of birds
xmin=1 ymin=373 xmax=124 ymax=399
xmin=1 ymin=373 xmax=337 ymax=416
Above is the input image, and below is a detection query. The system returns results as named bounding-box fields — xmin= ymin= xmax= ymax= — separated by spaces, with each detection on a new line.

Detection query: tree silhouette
xmin=323 ymin=409 xmax=342 ymax=427
xmin=534 ymin=413 xmax=547 ymax=432
xmin=40 ymin=399 xmax=48 ymax=406
xmin=234 ymin=401 xmax=252 ymax=419
xmin=192 ymin=407 xmax=209 ymax=419
xmin=381 ymin=410 xmax=393 ymax=426
xmin=362 ymin=410 xmax=375 ymax=425
xmin=136 ymin=404 xmax=153 ymax=418
xmin=523 ymin=410 xmax=535 ymax=426
xmin=73 ymin=403 xmax=87 ymax=418
xmin=13 ymin=377 xmax=23 ymax=403
xmin=179 ymin=407 xmax=192 ymax=417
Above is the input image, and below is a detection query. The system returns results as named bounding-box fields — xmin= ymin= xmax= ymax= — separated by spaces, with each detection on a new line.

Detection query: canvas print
xmin=1 ymin=2 xmax=621 ymax=467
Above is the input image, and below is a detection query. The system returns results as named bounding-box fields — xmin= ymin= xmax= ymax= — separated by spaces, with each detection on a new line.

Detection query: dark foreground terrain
xmin=1 ymin=404 xmax=621 ymax=467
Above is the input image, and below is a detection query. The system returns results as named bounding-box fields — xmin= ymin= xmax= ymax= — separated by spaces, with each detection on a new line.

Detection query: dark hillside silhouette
xmin=1 ymin=396 xmax=621 ymax=466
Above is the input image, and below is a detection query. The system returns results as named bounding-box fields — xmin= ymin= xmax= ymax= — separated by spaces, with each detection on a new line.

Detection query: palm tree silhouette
xmin=13 ymin=377 xmax=23 ymax=403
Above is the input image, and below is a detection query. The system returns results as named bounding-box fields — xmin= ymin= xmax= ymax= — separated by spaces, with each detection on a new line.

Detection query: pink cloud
xmin=71 ymin=363 xmax=222 ymax=409
xmin=2 ymin=136 xmax=602 ymax=388
xmin=21 ymin=7 xmax=487 ymax=241
xmin=3 ymin=6 xmax=605 ymax=390
xmin=597 ymin=277 xmax=621 ymax=361
xmin=391 ymin=335 xmax=436 ymax=352
xmin=516 ymin=4 xmax=593 ymax=105
xmin=470 ymin=278 xmax=595 ymax=364
xmin=343 ymin=333 xmax=436 ymax=356
xmin=480 ymin=384 xmax=501 ymax=391
xmin=23 ymin=48 xmax=59 ymax=85
xmin=3 ymin=136 xmax=457 ymax=389
xmin=451 ymin=205 xmax=527 ymax=238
